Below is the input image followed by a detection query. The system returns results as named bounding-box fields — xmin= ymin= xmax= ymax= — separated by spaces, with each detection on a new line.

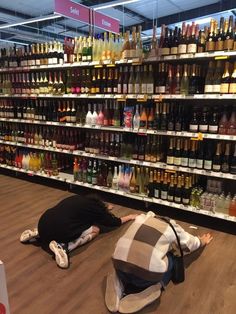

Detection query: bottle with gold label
xmin=215 ymin=17 xmax=224 ymax=51
xmin=206 ymin=19 xmax=215 ymax=51
xmin=224 ymin=16 xmax=234 ymax=51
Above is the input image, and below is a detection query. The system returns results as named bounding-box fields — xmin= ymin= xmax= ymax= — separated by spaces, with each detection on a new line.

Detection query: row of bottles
xmin=1 ymin=61 xmax=236 ymax=96
xmin=0 ymin=145 xmax=71 ymax=175
xmin=166 ymin=138 xmax=236 ymax=174
xmin=157 ymin=16 xmax=236 ymax=57
xmin=0 ymin=99 xmax=235 ymax=135
xmin=1 ymin=120 xmax=235 ymax=174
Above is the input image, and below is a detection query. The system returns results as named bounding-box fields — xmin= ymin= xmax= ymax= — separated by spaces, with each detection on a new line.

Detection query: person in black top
xmin=20 ymin=194 xmax=137 ymax=268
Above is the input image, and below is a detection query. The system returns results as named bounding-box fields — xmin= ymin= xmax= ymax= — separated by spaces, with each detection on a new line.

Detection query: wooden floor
xmin=0 ymin=173 xmax=236 ymax=314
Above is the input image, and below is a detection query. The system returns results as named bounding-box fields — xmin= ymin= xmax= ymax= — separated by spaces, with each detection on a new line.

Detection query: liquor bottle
xmin=224 ymin=16 xmax=234 ymax=51
xmin=230 ymin=143 xmax=236 ymax=174
xmin=189 ymin=111 xmax=199 ymax=132
xmin=204 ymin=61 xmax=214 ymax=94
xmin=220 ymin=61 xmax=230 ymax=94
xmin=167 ymin=104 xmax=174 ymax=131
xmin=167 ymin=175 xmax=175 ymax=202
xmin=107 ymin=166 xmax=113 ymax=188
xmin=165 ymin=65 xmax=174 ymax=94
xmin=208 ymin=112 xmax=219 ymax=133
xmin=180 ymin=64 xmax=189 ymax=95
xmin=174 ymin=176 xmax=182 ymax=204
xmin=196 ymin=142 xmax=204 ymax=169
xmin=227 ymin=110 xmax=236 ymax=135
xmin=161 ymin=173 xmax=168 ymax=200
xmin=117 ymin=67 xmax=123 ymax=94
xmin=188 ymin=141 xmax=197 ymax=168
xmin=218 ymin=110 xmax=228 ymax=134
xmin=212 ymin=142 xmax=222 ymax=172
xmin=122 ymin=31 xmax=131 ymax=59
xmin=197 ymin=30 xmax=206 ymax=53
xmin=221 ymin=143 xmax=230 ymax=173
xmin=128 ymin=66 xmax=134 ymax=94
xmin=122 ymin=66 xmax=129 ymax=94
xmin=182 ymin=177 xmax=191 ymax=205
xmin=133 ymin=105 xmax=140 ymax=130
xmin=134 ymin=65 xmax=141 ymax=94
xmin=112 ymin=166 xmax=119 ymax=190
xmin=204 ymin=143 xmax=213 ymax=170
xmin=161 ymin=27 xmax=170 ymax=56
xmin=170 ymin=27 xmax=178 ymax=55
xmin=229 ymin=61 xmax=236 ymax=94
xmin=130 ymin=167 xmax=136 ymax=193
xmin=160 ymin=102 xmax=167 ymax=130
xmin=187 ymin=22 xmax=197 ymax=53
xmin=181 ymin=139 xmax=189 ymax=167
xmin=189 ymin=64 xmax=197 ymax=94
xmin=73 ymin=157 xmax=79 ymax=181
xmin=92 ymin=103 xmax=98 ymax=126
xmin=178 ymin=22 xmax=187 ymax=54
xmin=139 ymin=106 xmax=147 ymax=130
xmin=135 ymin=167 xmax=141 ymax=193
xmin=174 ymin=138 xmax=181 ymax=166
xmin=147 ymin=65 xmax=154 ymax=94
xmin=159 ymin=63 xmax=167 ymax=94
xmin=212 ymin=61 xmax=222 ymax=94
xmin=173 ymin=64 xmax=181 ymax=94
xmin=215 ymin=17 xmax=224 ymax=51
xmin=206 ymin=19 xmax=215 ymax=51
xmin=148 ymin=170 xmax=154 ymax=197
xmin=199 ymin=111 xmax=208 ymax=133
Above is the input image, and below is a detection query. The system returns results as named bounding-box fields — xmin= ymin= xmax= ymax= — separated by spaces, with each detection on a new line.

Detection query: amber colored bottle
xmin=139 ymin=106 xmax=147 ymax=129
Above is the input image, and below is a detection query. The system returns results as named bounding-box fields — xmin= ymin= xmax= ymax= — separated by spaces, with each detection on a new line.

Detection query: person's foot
xmin=49 ymin=241 xmax=69 ymax=269
xmin=20 ymin=228 xmax=39 ymax=243
xmin=118 ymin=283 xmax=162 ymax=313
xmin=105 ymin=270 xmax=124 ymax=312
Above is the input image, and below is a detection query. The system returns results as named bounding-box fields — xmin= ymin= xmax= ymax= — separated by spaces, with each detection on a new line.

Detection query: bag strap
xmin=159 ymin=217 xmax=184 ymax=258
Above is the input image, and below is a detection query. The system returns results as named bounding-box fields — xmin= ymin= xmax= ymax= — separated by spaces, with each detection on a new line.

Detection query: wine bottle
xmin=224 ymin=16 xmax=234 ymax=51
xmin=215 ymin=17 xmax=224 ymax=51
xmin=180 ymin=64 xmax=189 ymax=95
xmin=204 ymin=61 xmax=214 ymax=94
xmin=139 ymin=106 xmax=147 ymax=130
xmin=229 ymin=61 xmax=236 ymax=94
xmin=220 ymin=61 xmax=230 ymax=94
xmin=134 ymin=65 xmax=141 ymax=94
xmin=170 ymin=27 xmax=178 ymax=55
xmin=181 ymin=139 xmax=189 ymax=167
xmin=187 ymin=22 xmax=197 ymax=53
xmin=219 ymin=110 xmax=228 ymax=134
xmin=204 ymin=143 xmax=213 ymax=170
xmin=130 ymin=167 xmax=136 ymax=193
xmin=206 ymin=19 xmax=215 ymax=51
xmin=174 ymin=176 xmax=182 ymax=204
xmin=199 ymin=111 xmax=209 ymax=133
xmin=166 ymin=138 xmax=174 ymax=165
xmin=189 ymin=111 xmax=199 ymax=132
xmin=230 ymin=143 xmax=236 ymax=174
xmin=212 ymin=142 xmax=222 ymax=172
xmin=161 ymin=27 xmax=170 ymax=56
xmin=167 ymin=175 xmax=175 ymax=202
xmin=212 ymin=61 xmax=222 ymax=94
xmin=174 ymin=138 xmax=181 ymax=166
xmin=153 ymin=171 xmax=161 ymax=199
xmin=161 ymin=172 xmax=168 ymax=200
xmin=182 ymin=177 xmax=191 ymax=205
xmin=227 ymin=110 xmax=236 ymax=135
xmin=188 ymin=141 xmax=197 ymax=168
xmin=165 ymin=65 xmax=173 ymax=94
xmin=178 ymin=22 xmax=187 ymax=54
xmin=221 ymin=143 xmax=230 ymax=173
xmin=208 ymin=112 xmax=219 ymax=134
xmin=148 ymin=170 xmax=154 ymax=197
xmin=128 ymin=66 xmax=134 ymax=94
xmin=147 ymin=65 xmax=154 ymax=94
xmin=189 ymin=64 xmax=197 ymax=94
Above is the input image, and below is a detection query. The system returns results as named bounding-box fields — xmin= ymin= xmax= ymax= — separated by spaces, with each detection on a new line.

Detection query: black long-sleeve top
xmin=38 ymin=195 xmax=121 ymax=243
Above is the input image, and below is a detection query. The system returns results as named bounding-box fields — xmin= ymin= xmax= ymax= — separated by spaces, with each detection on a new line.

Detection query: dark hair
xmin=85 ymin=193 xmax=108 ymax=211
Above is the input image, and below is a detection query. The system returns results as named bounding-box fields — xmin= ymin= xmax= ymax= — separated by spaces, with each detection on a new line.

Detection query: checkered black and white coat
xmin=112 ymin=211 xmax=201 ymax=281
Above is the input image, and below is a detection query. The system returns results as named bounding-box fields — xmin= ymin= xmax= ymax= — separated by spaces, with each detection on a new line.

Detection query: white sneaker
xmin=20 ymin=228 xmax=39 ymax=243
xmin=49 ymin=240 xmax=69 ymax=269
xmin=105 ymin=270 xmax=124 ymax=312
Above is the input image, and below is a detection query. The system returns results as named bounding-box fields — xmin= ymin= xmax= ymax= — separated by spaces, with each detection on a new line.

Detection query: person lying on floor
xmin=105 ymin=211 xmax=213 ymax=314
xmin=20 ymin=193 xmax=138 ymax=269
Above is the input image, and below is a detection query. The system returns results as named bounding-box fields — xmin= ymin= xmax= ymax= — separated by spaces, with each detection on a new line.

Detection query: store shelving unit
xmin=1 ymin=49 xmax=236 ymax=222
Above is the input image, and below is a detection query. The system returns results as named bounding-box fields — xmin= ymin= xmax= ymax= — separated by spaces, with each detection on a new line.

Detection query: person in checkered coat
xmin=105 ymin=211 xmax=213 ymax=313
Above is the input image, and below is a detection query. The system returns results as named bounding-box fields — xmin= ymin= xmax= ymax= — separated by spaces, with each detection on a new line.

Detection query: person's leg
xmin=20 ymin=228 xmax=39 ymax=243
xmin=49 ymin=226 xmax=100 ymax=269
xmin=67 ymin=226 xmax=100 ymax=252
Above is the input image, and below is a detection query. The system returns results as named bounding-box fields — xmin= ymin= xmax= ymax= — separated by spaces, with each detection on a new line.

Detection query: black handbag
xmin=160 ymin=217 xmax=185 ymax=284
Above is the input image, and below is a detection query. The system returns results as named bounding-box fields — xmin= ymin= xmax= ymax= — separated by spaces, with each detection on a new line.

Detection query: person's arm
xmin=120 ymin=214 xmax=139 ymax=224
xmin=168 ymin=220 xmax=213 ymax=253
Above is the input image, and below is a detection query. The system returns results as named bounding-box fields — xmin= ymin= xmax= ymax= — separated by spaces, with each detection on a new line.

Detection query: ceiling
xmin=0 ymin=0 xmax=235 ymax=47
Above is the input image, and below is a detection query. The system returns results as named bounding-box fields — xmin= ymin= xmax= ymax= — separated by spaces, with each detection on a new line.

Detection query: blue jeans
xmin=117 ymin=253 xmax=174 ymax=294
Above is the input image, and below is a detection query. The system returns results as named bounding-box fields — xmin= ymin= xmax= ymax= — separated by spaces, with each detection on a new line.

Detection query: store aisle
xmin=0 ymin=173 xmax=235 ymax=314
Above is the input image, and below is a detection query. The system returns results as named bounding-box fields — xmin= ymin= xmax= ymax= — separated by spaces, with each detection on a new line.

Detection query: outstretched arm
xmin=120 ymin=214 xmax=139 ymax=224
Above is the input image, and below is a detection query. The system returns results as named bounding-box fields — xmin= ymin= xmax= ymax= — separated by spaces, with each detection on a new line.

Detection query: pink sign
xmin=93 ymin=10 xmax=120 ymax=33
xmin=54 ymin=0 xmax=90 ymax=24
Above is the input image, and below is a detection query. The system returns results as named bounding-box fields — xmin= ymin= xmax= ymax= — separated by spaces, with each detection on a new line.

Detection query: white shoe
xmin=20 ymin=228 xmax=39 ymax=243
xmin=105 ymin=270 xmax=124 ymax=312
xmin=49 ymin=240 xmax=69 ymax=269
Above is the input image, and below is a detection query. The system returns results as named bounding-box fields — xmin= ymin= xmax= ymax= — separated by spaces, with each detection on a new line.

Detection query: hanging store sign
xmin=54 ymin=0 xmax=90 ymax=24
xmin=0 ymin=261 xmax=10 ymax=314
xmin=93 ymin=11 xmax=120 ymax=33
xmin=54 ymin=0 xmax=119 ymax=33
